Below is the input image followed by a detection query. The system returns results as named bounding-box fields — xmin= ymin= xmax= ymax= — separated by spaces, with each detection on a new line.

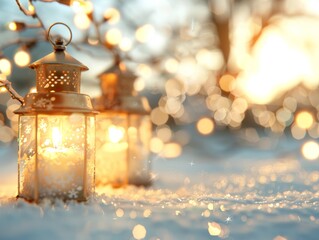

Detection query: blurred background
xmin=1 ymin=0 xmax=319 ymax=161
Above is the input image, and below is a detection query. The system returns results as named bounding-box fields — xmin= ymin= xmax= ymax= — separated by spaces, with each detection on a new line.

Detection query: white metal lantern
xmin=93 ymin=62 xmax=152 ymax=187
xmin=14 ymin=23 xmax=96 ymax=202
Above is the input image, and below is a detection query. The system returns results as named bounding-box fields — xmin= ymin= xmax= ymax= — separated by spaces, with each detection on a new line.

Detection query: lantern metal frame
xmin=94 ymin=62 xmax=152 ymax=187
xmin=14 ymin=22 xmax=96 ymax=202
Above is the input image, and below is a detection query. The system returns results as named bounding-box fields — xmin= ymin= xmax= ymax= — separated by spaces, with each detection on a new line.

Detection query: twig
xmin=0 ymin=79 xmax=24 ymax=104
xmin=16 ymin=0 xmax=35 ymax=16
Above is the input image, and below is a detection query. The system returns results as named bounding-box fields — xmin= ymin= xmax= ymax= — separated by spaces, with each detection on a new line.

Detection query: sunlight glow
xmin=236 ymin=18 xmax=319 ymax=104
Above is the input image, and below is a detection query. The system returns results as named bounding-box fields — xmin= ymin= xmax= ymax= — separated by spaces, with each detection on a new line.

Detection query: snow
xmin=1 ymin=130 xmax=319 ymax=240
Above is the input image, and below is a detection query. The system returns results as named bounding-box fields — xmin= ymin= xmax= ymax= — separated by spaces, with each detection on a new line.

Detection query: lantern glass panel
xmin=96 ymin=112 xmax=128 ymax=187
xmin=95 ymin=112 xmax=152 ymax=187
xmin=18 ymin=115 xmax=36 ymax=200
xmin=128 ymin=114 xmax=152 ymax=185
xmin=18 ymin=113 xmax=95 ymax=201
xmin=86 ymin=115 xmax=95 ymax=195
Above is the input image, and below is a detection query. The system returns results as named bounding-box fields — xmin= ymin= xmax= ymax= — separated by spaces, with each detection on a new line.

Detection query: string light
xmin=8 ymin=21 xmax=26 ymax=31
xmin=14 ymin=48 xmax=31 ymax=67
xmin=73 ymin=12 xmax=91 ymax=30
xmin=0 ymin=57 xmax=12 ymax=76
xmin=105 ymin=28 xmax=122 ymax=45
xmin=103 ymin=8 xmax=120 ymax=24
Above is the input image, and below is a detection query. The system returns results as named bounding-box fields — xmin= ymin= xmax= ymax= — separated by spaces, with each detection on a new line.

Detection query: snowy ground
xmin=1 ymin=129 xmax=319 ymax=240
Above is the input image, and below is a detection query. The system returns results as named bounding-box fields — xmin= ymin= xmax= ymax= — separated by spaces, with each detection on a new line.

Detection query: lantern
xmin=14 ymin=23 xmax=96 ymax=202
xmin=93 ymin=61 xmax=152 ymax=187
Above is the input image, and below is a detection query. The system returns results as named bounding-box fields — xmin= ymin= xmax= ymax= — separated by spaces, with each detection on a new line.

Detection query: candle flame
xmin=108 ymin=125 xmax=125 ymax=143
xmin=52 ymin=127 xmax=62 ymax=148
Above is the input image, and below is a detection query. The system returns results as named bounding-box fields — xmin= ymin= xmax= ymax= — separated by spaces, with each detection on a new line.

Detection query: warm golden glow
xmin=105 ymin=28 xmax=122 ymax=45
xmin=72 ymin=0 xmax=93 ymax=14
xmin=74 ymin=12 xmax=91 ymax=30
xmin=196 ymin=49 xmax=224 ymax=70
xmin=0 ymin=58 xmax=12 ymax=75
xmin=151 ymin=107 xmax=169 ymax=125
xmin=28 ymin=3 xmax=35 ymax=14
xmin=208 ymin=222 xmax=222 ymax=236
xmin=132 ymin=224 xmax=146 ymax=240
xmin=133 ymin=78 xmax=145 ymax=92
xmin=103 ymin=8 xmax=120 ymax=24
xmin=161 ymin=143 xmax=182 ymax=158
xmin=156 ymin=125 xmax=172 ymax=142
xmin=116 ymin=208 xmax=124 ymax=217
xmin=52 ymin=127 xmax=63 ymax=148
xmin=295 ymin=111 xmax=314 ymax=129
xmin=119 ymin=38 xmax=132 ymax=52
xmin=219 ymin=74 xmax=235 ymax=92
xmin=207 ymin=203 xmax=214 ymax=210
xmin=29 ymin=87 xmax=37 ymax=93
xmin=108 ymin=125 xmax=125 ymax=143
xmin=196 ymin=117 xmax=214 ymax=135
xmin=8 ymin=22 xmax=17 ymax=31
xmin=302 ymin=141 xmax=319 ymax=161
xmin=150 ymin=137 xmax=164 ymax=153
xmin=135 ymin=24 xmax=155 ymax=43
xmin=236 ymin=19 xmax=319 ymax=104
xmin=137 ymin=64 xmax=152 ymax=77
xmin=164 ymin=58 xmax=179 ymax=73
xmin=14 ymin=49 xmax=31 ymax=67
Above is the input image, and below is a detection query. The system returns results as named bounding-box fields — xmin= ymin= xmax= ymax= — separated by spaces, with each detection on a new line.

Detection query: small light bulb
xmin=14 ymin=49 xmax=31 ymax=67
xmin=74 ymin=12 xmax=91 ymax=30
xmin=105 ymin=28 xmax=122 ymax=45
xmin=0 ymin=58 xmax=12 ymax=75
xmin=8 ymin=22 xmax=17 ymax=31
xmin=103 ymin=8 xmax=120 ymax=24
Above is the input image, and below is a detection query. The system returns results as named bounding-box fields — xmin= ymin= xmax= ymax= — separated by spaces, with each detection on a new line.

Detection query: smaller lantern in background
xmin=93 ymin=59 xmax=152 ymax=188
xmin=11 ymin=23 xmax=96 ymax=202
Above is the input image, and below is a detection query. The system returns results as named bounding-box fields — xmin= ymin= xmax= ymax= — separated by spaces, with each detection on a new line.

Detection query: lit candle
xmin=21 ymin=126 xmax=86 ymax=200
xmin=96 ymin=124 xmax=128 ymax=187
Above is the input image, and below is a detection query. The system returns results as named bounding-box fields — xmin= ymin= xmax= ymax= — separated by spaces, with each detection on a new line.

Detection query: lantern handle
xmin=48 ymin=22 xmax=72 ymax=47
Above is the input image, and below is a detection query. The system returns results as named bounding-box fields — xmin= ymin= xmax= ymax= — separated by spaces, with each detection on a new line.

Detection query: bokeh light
xmin=196 ymin=117 xmax=214 ymax=135
xmin=208 ymin=222 xmax=222 ymax=236
xmin=8 ymin=22 xmax=17 ymax=31
xmin=74 ymin=12 xmax=91 ymax=30
xmin=0 ymin=58 xmax=12 ymax=76
xmin=295 ymin=111 xmax=314 ymax=129
xmin=105 ymin=28 xmax=122 ymax=45
xmin=103 ymin=8 xmax=120 ymax=24
xmin=219 ymin=74 xmax=235 ymax=92
xmin=135 ymin=24 xmax=155 ymax=43
xmin=132 ymin=224 xmax=146 ymax=240
xmin=151 ymin=107 xmax=169 ymax=125
xmin=119 ymin=38 xmax=132 ymax=52
xmin=161 ymin=143 xmax=182 ymax=158
xmin=302 ymin=141 xmax=319 ymax=161
xmin=150 ymin=137 xmax=164 ymax=153
xmin=14 ymin=49 xmax=31 ymax=67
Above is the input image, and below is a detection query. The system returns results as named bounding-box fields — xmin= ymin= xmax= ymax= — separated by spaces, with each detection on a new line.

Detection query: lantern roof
xmin=29 ymin=48 xmax=88 ymax=71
